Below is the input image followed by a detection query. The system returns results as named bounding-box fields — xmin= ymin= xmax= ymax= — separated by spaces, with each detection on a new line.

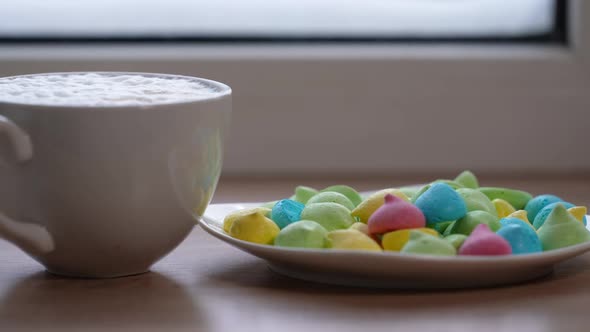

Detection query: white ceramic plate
xmin=200 ymin=200 xmax=590 ymax=289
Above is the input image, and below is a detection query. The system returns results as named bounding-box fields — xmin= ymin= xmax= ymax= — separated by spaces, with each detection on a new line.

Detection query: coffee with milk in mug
xmin=0 ymin=72 xmax=223 ymax=106
xmin=0 ymin=72 xmax=231 ymax=278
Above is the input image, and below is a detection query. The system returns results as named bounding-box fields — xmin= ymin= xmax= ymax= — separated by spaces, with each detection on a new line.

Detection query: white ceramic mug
xmin=0 ymin=72 xmax=231 ymax=277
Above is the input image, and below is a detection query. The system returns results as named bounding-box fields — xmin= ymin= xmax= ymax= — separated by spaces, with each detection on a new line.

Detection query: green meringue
xmin=537 ymin=204 xmax=590 ymax=251
xmin=401 ymin=231 xmax=457 ymax=256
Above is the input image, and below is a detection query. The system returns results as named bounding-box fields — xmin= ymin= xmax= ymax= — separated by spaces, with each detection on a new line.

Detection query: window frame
xmin=0 ymin=0 xmax=588 ymax=175
xmin=0 ymin=0 xmax=565 ymax=42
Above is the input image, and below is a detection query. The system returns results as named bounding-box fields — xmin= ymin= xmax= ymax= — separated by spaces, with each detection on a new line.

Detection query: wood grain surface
xmin=1 ymin=175 xmax=590 ymax=332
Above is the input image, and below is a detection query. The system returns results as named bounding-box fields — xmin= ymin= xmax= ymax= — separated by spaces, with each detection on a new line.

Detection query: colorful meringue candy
xmin=381 ymin=228 xmax=439 ymax=251
xmin=300 ymin=202 xmax=355 ymax=231
xmin=349 ymin=222 xmax=369 ymax=235
xmin=351 ymin=188 xmax=410 ymax=223
xmin=442 ymin=221 xmax=456 ymax=237
xmin=496 ymin=221 xmax=542 ymax=255
xmin=508 ymin=210 xmax=532 ymax=225
xmin=478 ymin=187 xmax=532 ymax=210
xmin=456 ymin=188 xmax=497 ymax=216
xmin=320 ymin=185 xmax=362 ymax=207
xmin=401 ymin=231 xmax=456 ymax=256
xmin=493 ymin=198 xmax=516 ymax=218
xmin=398 ymin=186 xmax=422 ymax=199
xmin=294 ymin=185 xmax=319 ymax=204
xmin=532 ymin=201 xmax=576 ymax=229
xmin=431 ymin=179 xmax=466 ymax=190
xmin=271 ymin=199 xmax=305 ymax=229
xmin=223 ymin=207 xmax=272 ymax=233
xmin=228 ymin=211 xmax=280 ymax=245
xmin=410 ymin=184 xmax=430 ymax=203
xmin=368 ymin=194 xmax=426 ymax=235
xmin=459 ymin=224 xmax=512 ymax=256
xmin=537 ymin=204 xmax=590 ymax=251
xmin=260 ymin=200 xmax=278 ymax=210
xmin=525 ymin=194 xmax=563 ymax=222
xmin=447 ymin=210 xmax=501 ymax=235
xmin=226 ymin=179 xmax=589 ymax=256
xmin=429 ymin=220 xmax=454 ymax=234
xmin=327 ymin=229 xmax=381 ymax=251
xmin=454 ymin=170 xmax=479 ymax=189
xmin=569 ymin=206 xmax=588 ymax=224
xmin=306 ymin=191 xmax=355 ymax=211
xmin=274 ymin=220 xmax=328 ymax=249
xmin=444 ymin=234 xmax=467 ymax=250
xmin=500 ymin=216 xmax=535 ymax=230
xmin=414 ymin=183 xmax=467 ymax=224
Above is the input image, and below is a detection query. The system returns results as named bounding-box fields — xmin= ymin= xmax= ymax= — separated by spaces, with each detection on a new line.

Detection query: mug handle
xmin=0 ymin=115 xmax=54 ymax=255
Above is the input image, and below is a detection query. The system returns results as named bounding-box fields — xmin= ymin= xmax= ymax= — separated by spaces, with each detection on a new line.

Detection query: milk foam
xmin=0 ymin=73 xmax=224 ymax=107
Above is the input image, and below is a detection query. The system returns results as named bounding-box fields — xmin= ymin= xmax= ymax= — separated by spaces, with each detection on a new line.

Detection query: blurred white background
xmin=1 ymin=0 xmax=554 ymax=38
